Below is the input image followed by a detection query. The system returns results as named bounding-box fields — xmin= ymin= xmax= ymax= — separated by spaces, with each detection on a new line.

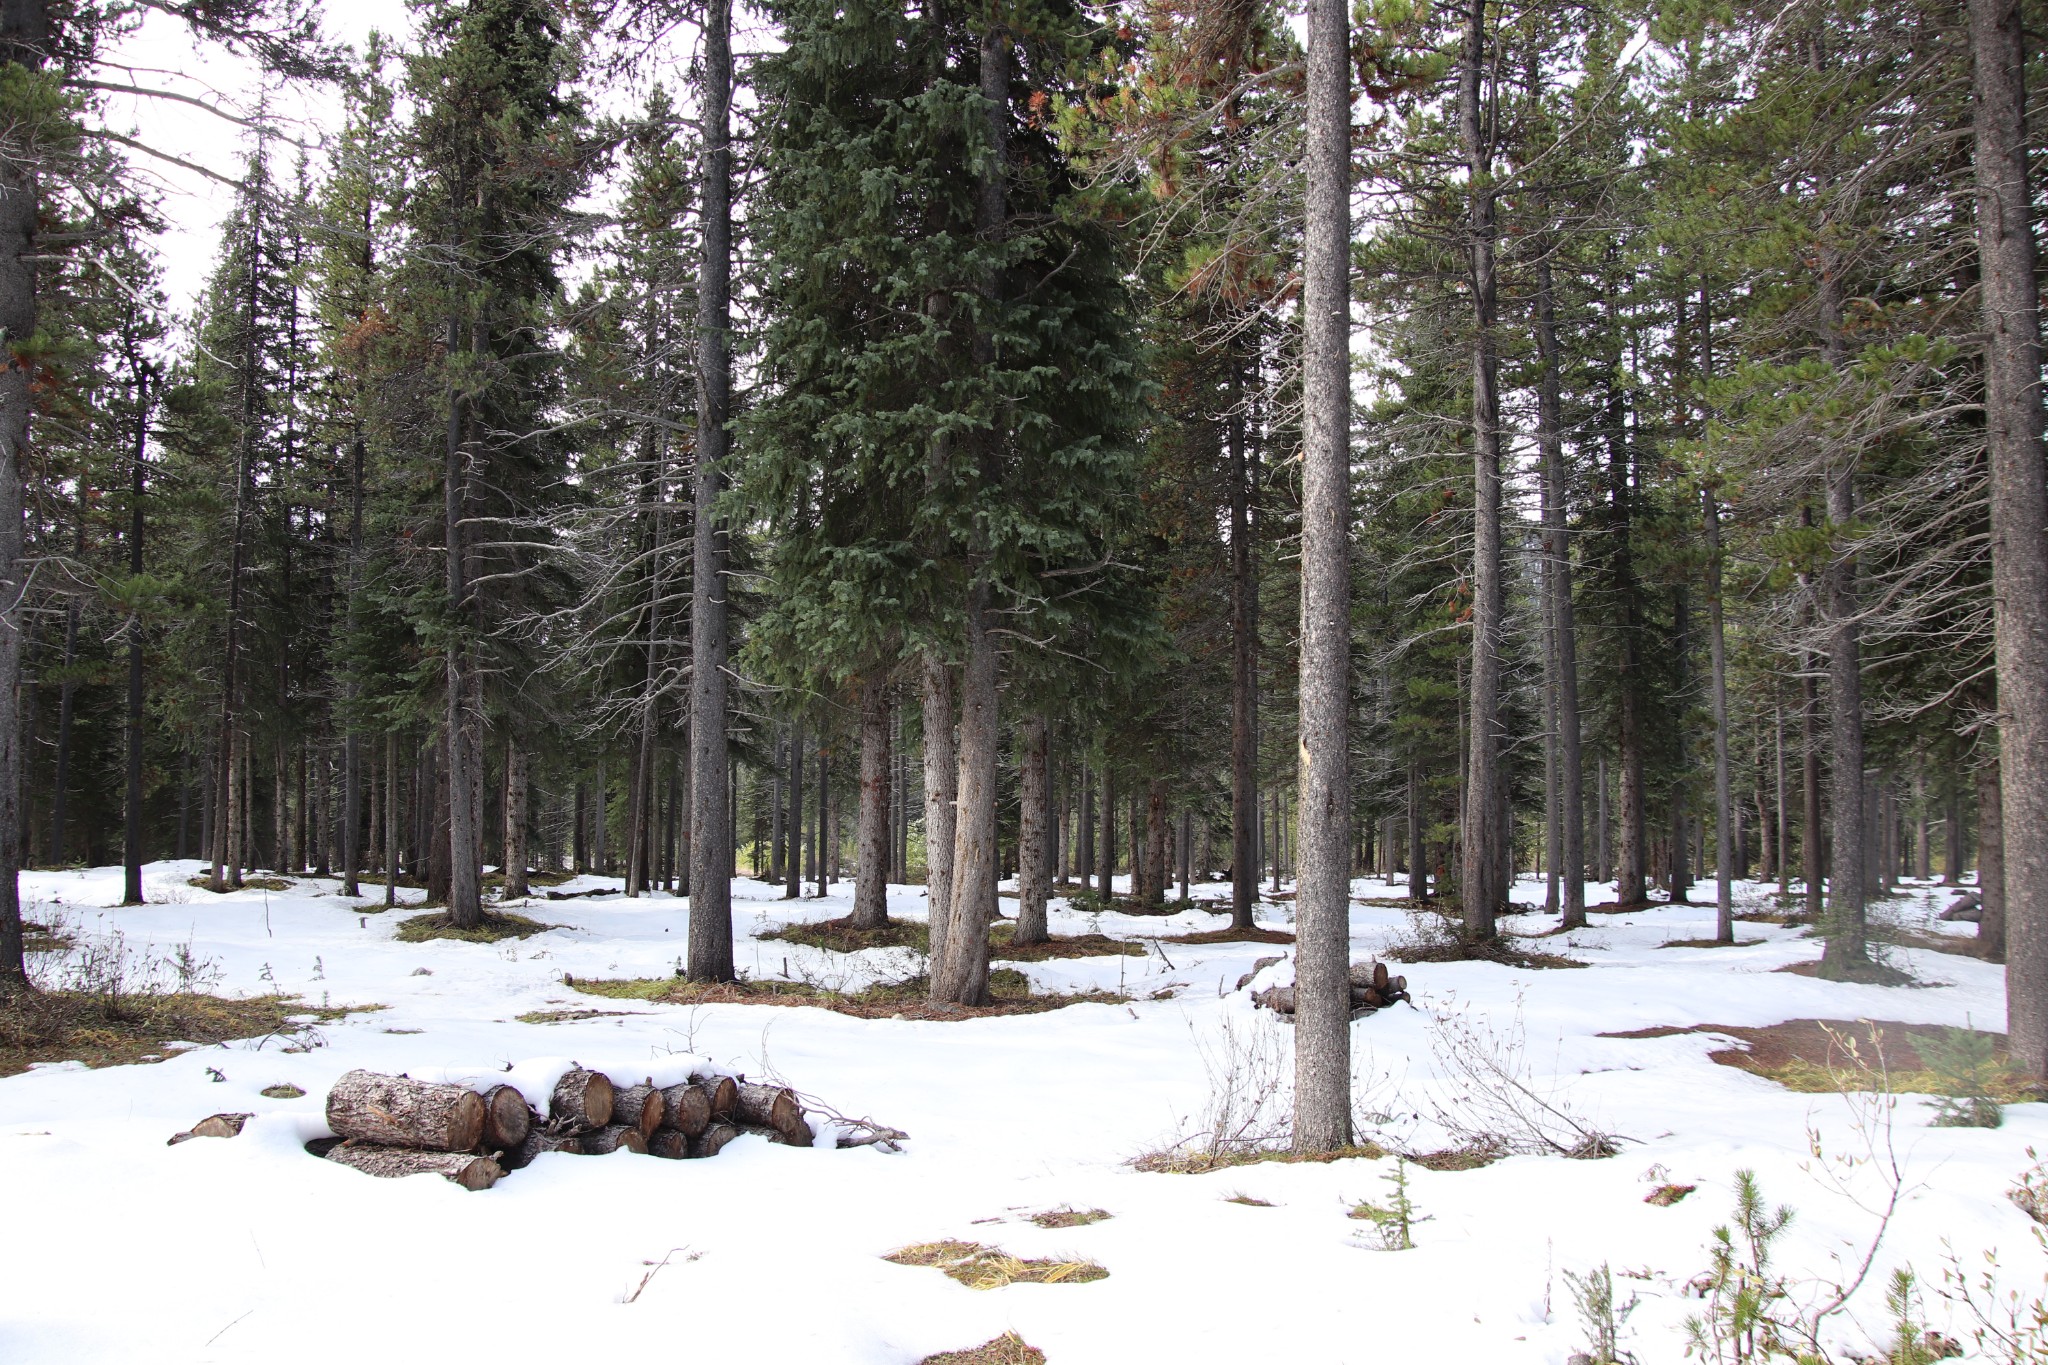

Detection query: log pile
xmin=1252 ymin=959 xmax=1411 ymax=1020
xmin=317 ymin=1063 xmax=820 ymax=1191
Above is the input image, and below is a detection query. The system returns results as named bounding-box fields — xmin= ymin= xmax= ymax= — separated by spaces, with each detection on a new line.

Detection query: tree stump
xmin=582 ymin=1124 xmax=648 ymax=1155
xmin=480 ymin=1085 xmax=532 ymax=1150
xmin=550 ymin=1067 xmax=614 ymax=1130
xmin=325 ymin=1141 xmax=503 ymax=1190
xmin=659 ymin=1082 xmax=712 ymax=1138
xmin=326 ymin=1070 xmax=485 ymax=1152
xmin=611 ymin=1082 xmax=665 ymax=1138
xmin=690 ymin=1120 xmax=740 ymax=1158
xmin=692 ymin=1072 xmax=737 ymax=1119
xmin=733 ymin=1082 xmax=811 ymax=1145
xmin=501 ymin=1127 xmax=583 ymax=1170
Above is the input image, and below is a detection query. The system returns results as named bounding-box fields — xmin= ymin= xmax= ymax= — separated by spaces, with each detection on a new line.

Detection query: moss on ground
xmin=395 ymin=910 xmax=557 ymax=944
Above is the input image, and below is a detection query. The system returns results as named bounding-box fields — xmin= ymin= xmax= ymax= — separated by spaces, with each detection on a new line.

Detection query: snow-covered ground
xmin=1 ymin=861 xmax=2038 ymax=1363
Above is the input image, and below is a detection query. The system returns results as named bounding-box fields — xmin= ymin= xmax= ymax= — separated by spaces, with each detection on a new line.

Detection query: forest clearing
xmin=0 ymin=859 xmax=2038 ymax=1364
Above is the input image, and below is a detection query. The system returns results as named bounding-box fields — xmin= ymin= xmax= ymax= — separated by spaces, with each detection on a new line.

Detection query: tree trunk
xmin=851 ymin=675 xmax=892 ymax=928
xmin=1532 ymin=255 xmax=1584 ymax=927
xmin=121 ymin=347 xmax=150 ymax=906
xmin=1969 ymin=0 xmax=2048 ymax=1071
xmin=785 ymin=721 xmax=804 ymax=900
xmin=922 ymin=653 xmax=957 ymax=966
xmin=1817 ymin=274 xmax=1868 ymax=976
xmin=1099 ymin=766 xmax=1115 ymax=898
xmin=687 ymin=0 xmax=735 ymax=980
xmin=1978 ymin=754 xmax=2007 ymax=959
xmin=1079 ymin=763 xmax=1095 ymax=891
xmin=1704 ymin=486 xmax=1734 ymax=942
xmin=1015 ymin=714 xmax=1049 ymax=944
xmin=1143 ymin=778 xmax=1167 ymax=907
xmin=1293 ymin=0 xmax=1353 ymax=1154
xmin=1229 ymin=349 xmax=1259 ymax=931
xmin=931 ymin=589 xmax=997 ymax=1006
xmin=504 ymin=739 xmax=529 ymax=901
xmin=1456 ymin=0 xmax=1506 ymax=941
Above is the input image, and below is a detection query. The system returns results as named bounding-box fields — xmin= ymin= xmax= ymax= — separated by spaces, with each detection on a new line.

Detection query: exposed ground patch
xmin=884 ymin=1240 xmax=1109 ymax=1290
xmin=1602 ymin=1017 xmax=2039 ymax=1099
xmin=396 ymin=910 xmax=558 ymax=944
xmin=0 ymin=992 xmax=374 ymax=1077
xmin=919 ymin=1333 xmax=1046 ymax=1364
xmin=566 ymin=967 xmax=1126 ymax=1020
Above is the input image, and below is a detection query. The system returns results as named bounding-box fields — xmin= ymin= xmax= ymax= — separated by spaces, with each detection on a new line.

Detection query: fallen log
xmin=690 ymin=1120 xmax=740 ymax=1158
xmin=659 ymin=1082 xmax=712 ymax=1138
xmin=692 ymin=1072 xmax=737 ymax=1119
xmin=734 ymin=1082 xmax=812 ymax=1147
xmin=611 ymin=1082 xmax=665 ymax=1138
xmin=550 ymin=1066 xmax=614 ymax=1131
xmin=480 ymin=1085 xmax=532 ymax=1150
xmin=327 ymin=1070 xmax=485 ymax=1152
xmin=647 ymin=1128 xmax=691 ymax=1160
xmin=501 ymin=1127 xmax=583 ymax=1170
xmin=168 ymin=1112 xmax=252 ymax=1145
xmin=1941 ymin=892 xmax=1983 ymax=923
xmin=324 ymin=1140 xmax=503 ymax=1191
xmin=582 ymin=1123 xmax=649 ymax=1155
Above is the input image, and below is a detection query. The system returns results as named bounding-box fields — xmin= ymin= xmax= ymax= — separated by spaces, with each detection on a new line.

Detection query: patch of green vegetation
xmin=395 ymin=910 xmax=557 ymax=944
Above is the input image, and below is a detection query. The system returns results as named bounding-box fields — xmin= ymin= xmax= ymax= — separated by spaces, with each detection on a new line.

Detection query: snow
xmin=2 ymin=860 xmax=2041 ymax=1363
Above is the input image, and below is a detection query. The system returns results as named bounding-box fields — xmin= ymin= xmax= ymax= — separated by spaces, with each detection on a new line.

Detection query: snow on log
xmin=690 ymin=1120 xmax=740 ymax=1158
xmin=647 ymin=1129 xmax=691 ymax=1160
xmin=582 ymin=1124 xmax=648 ymax=1155
xmin=480 ymin=1085 xmax=532 ymax=1150
xmin=550 ymin=1067 xmax=614 ymax=1130
xmin=324 ymin=1140 xmax=504 ymax=1191
xmin=692 ymin=1072 xmax=737 ymax=1119
xmin=500 ymin=1127 xmax=582 ymax=1170
xmin=326 ymin=1070 xmax=485 ymax=1152
xmin=733 ymin=1082 xmax=812 ymax=1146
xmin=610 ymin=1082 xmax=665 ymax=1138
xmin=659 ymin=1082 xmax=711 ymax=1138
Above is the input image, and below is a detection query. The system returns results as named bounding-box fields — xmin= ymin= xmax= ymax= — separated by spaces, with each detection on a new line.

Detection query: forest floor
xmin=0 ymin=859 xmax=2038 ymax=1364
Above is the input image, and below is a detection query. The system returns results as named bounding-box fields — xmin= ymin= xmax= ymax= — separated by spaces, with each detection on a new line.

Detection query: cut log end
xmin=692 ymin=1072 xmax=737 ymax=1119
xmin=480 ymin=1085 xmax=532 ymax=1150
xmin=734 ymin=1082 xmax=812 ymax=1147
xmin=690 ymin=1120 xmax=740 ymax=1158
xmin=648 ymin=1128 xmax=691 ymax=1160
xmin=659 ymin=1082 xmax=712 ymax=1138
xmin=501 ymin=1127 xmax=583 ymax=1170
xmin=550 ymin=1066 xmax=615 ymax=1130
xmin=583 ymin=1124 xmax=649 ymax=1156
xmin=611 ymin=1082 xmax=666 ymax=1138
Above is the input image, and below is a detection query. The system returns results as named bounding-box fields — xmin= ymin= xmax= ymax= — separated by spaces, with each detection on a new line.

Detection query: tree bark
xmin=852 ymin=675 xmax=892 ymax=929
xmin=1978 ymin=754 xmax=2007 ymax=959
xmin=1705 ymin=486 xmax=1734 ymax=943
xmin=1817 ymin=273 xmax=1868 ymax=977
xmin=1229 ymin=349 xmax=1259 ymax=931
xmin=444 ymin=318 xmax=482 ymax=929
xmin=324 ymin=1143 xmax=502 ymax=1191
xmin=922 ymin=654 xmax=957 ymax=966
xmin=1457 ymin=0 xmax=1504 ymax=941
xmin=687 ymin=0 xmax=735 ymax=981
xmin=932 ymin=589 xmax=997 ymax=1006
xmin=549 ymin=1067 xmax=615 ymax=1130
xmin=610 ymin=1083 xmax=666 ymax=1138
xmin=121 ymin=335 xmax=150 ymax=906
xmin=1969 ymin=0 xmax=2048 ymax=1072
xmin=1144 ymin=778 xmax=1168 ymax=907
xmin=1535 ymin=252 xmax=1584 ymax=929
xmin=1015 ymin=714 xmax=1049 ymax=944
xmin=325 ymin=1070 xmax=485 ymax=1152
xmin=1293 ymin=0 xmax=1352 ymax=1154
xmin=503 ymin=739 xmax=529 ymax=900
xmin=658 ymin=1082 xmax=711 ymax=1138
xmin=785 ymin=720 xmax=804 ymax=900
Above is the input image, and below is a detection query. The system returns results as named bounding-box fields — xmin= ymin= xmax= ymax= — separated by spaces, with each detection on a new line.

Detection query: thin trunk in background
xmin=1228 ymin=351 xmax=1258 ymax=931
xmin=922 ymin=655 xmax=958 ymax=965
xmin=1978 ymin=754 xmax=2007 ymax=957
xmin=1535 ymin=248 xmax=1583 ymax=928
xmin=851 ymin=675 xmax=892 ymax=929
xmin=1705 ymin=484 xmax=1734 ymax=943
xmin=443 ymin=318 xmax=482 ymax=929
xmin=1015 ymin=714 xmax=1050 ymax=944
xmin=121 ymin=336 xmax=150 ymax=905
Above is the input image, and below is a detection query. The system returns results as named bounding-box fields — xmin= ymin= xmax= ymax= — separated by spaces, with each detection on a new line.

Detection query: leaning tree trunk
xmin=1014 ymin=714 xmax=1049 ymax=945
xmin=1292 ymin=0 xmax=1353 ymax=1155
xmin=1456 ymin=0 xmax=1504 ymax=942
xmin=1969 ymin=0 xmax=2048 ymax=1073
xmin=687 ymin=0 xmax=735 ymax=982
xmin=850 ymin=674 xmax=892 ymax=929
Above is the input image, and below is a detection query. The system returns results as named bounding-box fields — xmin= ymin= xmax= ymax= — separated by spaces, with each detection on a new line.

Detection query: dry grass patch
xmin=884 ymin=1241 xmax=1108 ymax=1290
xmin=919 ymin=1333 xmax=1046 ymax=1365
xmin=1223 ymin=1191 xmax=1276 ymax=1206
xmin=1406 ymin=1145 xmax=1506 ymax=1172
xmin=1771 ymin=958 xmax=1917 ymax=986
xmin=1395 ymin=936 xmax=1586 ymax=970
xmin=1029 ymin=1206 xmax=1112 ymax=1228
xmin=1133 ymin=1140 xmax=1389 ymax=1174
xmin=0 ymin=991 xmax=371 ymax=1078
xmin=259 ymin=1083 xmax=306 ymax=1099
xmin=567 ymin=967 xmax=1126 ymax=1021
xmin=759 ymin=916 xmax=929 ymax=953
xmin=516 ymin=1006 xmax=637 ymax=1024
xmin=185 ymin=874 xmax=293 ymax=892
xmin=1163 ymin=926 xmax=1295 ymax=945
xmin=1646 ymin=1183 xmax=1696 ymax=1206
xmin=395 ymin=910 xmax=557 ymax=944
xmin=990 ymin=924 xmax=1145 ymax=960
xmin=1601 ymin=1018 xmax=2040 ymax=1101
xmin=1659 ymin=938 xmax=1767 ymax=949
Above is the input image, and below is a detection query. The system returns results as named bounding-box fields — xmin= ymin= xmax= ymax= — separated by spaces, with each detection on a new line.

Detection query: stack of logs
xmin=1253 ymin=959 xmax=1411 ymax=1020
xmin=319 ymin=1066 xmax=814 ymax=1191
